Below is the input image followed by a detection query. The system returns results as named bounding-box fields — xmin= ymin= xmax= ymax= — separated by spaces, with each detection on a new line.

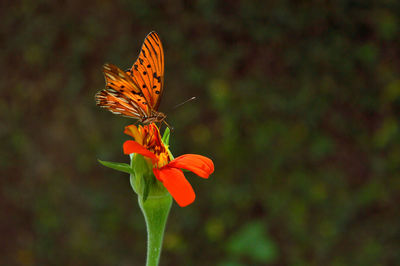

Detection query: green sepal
xmin=162 ymin=127 xmax=174 ymax=161
xmin=162 ymin=127 xmax=170 ymax=145
xmin=98 ymin=159 xmax=135 ymax=175
xmin=131 ymin=154 xmax=160 ymax=203
xmin=142 ymin=172 xmax=154 ymax=202
xmin=130 ymin=154 xmax=150 ymax=198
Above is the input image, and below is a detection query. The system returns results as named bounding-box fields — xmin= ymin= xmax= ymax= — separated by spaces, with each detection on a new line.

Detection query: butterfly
xmin=95 ymin=31 xmax=166 ymax=124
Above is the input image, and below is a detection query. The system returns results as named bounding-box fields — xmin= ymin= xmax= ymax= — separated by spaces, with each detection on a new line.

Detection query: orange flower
xmin=123 ymin=124 xmax=214 ymax=207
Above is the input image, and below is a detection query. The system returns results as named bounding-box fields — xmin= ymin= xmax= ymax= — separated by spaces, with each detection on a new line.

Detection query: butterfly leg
xmin=163 ymin=119 xmax=174 ymax=132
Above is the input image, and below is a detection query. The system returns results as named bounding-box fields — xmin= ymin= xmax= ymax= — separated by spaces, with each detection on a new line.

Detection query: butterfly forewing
xmin=127 ymin=31 xmax=164 ymax=110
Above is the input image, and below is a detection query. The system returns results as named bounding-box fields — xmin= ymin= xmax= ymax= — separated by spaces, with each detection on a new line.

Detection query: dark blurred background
xmin=1 ymin=0 xmax=400 ymax=265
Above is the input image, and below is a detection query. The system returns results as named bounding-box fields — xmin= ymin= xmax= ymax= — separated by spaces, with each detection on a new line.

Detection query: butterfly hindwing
xmin=127 ymin=31 xmax=164 ymax=110
xmin=95 ymin=63 xmax=150 ymax=118
xmin=95 ymin=90 xmax=147 ymax=118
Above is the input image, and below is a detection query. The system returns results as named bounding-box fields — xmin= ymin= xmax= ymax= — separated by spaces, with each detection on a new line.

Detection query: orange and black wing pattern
xmin=95 ymin=63 xmax=151 ymax=118
xmin=95 ymin=31 xmax=165 ymax=120
xmin=127 ymin=31 xmax=164 ymax=111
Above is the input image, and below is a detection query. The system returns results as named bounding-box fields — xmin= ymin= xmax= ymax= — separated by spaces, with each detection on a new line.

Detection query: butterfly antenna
xmin=173 ymin=97 xmax=196 ymax=109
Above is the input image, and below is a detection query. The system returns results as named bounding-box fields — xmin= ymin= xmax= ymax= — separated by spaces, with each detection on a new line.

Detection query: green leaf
xmin=162 ymin=127 xmax=170 ymax=145
xmin=98 ymin=159 xmax=134 ymax=175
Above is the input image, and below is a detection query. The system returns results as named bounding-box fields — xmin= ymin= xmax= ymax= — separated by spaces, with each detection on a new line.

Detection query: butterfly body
xmin=141 ymin=110 xmax=166 ymax=124
xmin=95 ymin=32 xmax=166 ymax=124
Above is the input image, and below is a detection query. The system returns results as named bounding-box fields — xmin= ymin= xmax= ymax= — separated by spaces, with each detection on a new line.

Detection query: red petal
xmin=153 ymin=167 xmax=195 ymax=207
xmin=168 ymin=154 xmax=214 ymax=178
xmin=123 ymin=140 xmax=157 ymax=161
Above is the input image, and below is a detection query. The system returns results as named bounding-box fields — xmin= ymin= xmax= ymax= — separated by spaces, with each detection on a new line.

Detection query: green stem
xmin=139 ymin=194 xmax=172 ymax=266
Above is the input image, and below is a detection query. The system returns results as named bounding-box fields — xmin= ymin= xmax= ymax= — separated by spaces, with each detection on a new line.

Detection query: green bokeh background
xmin=2 ymin=1 xmax=400 ymax=265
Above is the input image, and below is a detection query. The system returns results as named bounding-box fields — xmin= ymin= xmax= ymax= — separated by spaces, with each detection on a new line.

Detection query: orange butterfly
xmin=95 ymin=31 xmax=167 ymax=124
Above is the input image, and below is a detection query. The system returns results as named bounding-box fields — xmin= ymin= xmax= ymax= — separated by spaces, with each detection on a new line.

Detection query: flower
xmin=123 ymin=124 xmax=214 ymax=207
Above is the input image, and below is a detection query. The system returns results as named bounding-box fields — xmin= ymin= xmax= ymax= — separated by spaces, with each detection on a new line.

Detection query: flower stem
xmin=138 ymin=194 xmax=172 ymax=266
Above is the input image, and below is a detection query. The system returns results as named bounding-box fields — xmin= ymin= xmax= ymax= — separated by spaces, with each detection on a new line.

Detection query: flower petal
xmin=153 ymin=167 xmax=195 ymax=207
xmin=123 ymin=140 xmax=157 ymax=161
xmin=168 ymin=154 xmax=214 ymax=178
xmin=124 ymin=125 xmax=143 ymax=144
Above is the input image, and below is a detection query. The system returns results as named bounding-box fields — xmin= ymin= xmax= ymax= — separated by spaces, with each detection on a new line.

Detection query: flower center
xmin=127 ymin=124 xmax=170 ymax=168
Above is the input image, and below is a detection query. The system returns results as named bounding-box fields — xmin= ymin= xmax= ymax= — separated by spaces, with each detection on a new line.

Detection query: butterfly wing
xmin=95 ymin=63 xmax=150 ymax=119
xmin=127 ymin=31 xmax=164 ymax=111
